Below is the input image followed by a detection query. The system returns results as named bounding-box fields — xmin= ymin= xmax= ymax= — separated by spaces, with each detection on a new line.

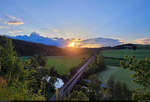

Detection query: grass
xmin=46 ymin=55 xmax=89 ymax=75
xmin=101 ymin=49 xmax=150 ymax=59
xmin=98 ymin=66 xmax=143 ymax=90
xmin=98 ymin=49 xmax=149 ymax=91
xmin=104 ymin=58 xmax=121 ymax=66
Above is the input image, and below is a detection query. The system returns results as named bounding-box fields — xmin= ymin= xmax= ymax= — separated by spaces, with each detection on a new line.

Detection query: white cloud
xmin=134 ymin=38 xmax=150 ymax=44
xmin=0 ymin=15 xmax=24 ymax=26
xmin=7 ymin=21 xmax=24 ymax=25
xmin=6 ymin=15 xmax=18 ymax=20
xmin=8 ymin=29 xmax=24 ymax=34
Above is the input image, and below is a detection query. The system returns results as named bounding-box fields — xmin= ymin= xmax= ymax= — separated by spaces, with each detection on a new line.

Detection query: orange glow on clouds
xmin=67 ymin=38 xmax=103 ymax=48
xmin=67 ymin=38 xmax=102 ymax=48
xmin=80 ymin=44 xmax=102 ymax=48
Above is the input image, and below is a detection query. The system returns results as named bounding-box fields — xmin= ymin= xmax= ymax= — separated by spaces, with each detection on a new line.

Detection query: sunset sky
xmin=0 ymin=0 xmax=150 ymax=45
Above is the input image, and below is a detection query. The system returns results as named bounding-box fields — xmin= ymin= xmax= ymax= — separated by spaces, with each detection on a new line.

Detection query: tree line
xmin=0 ymin=35 xmax=97 ymax=56
xmin=0 ymin=37 xmax=60 ymax=100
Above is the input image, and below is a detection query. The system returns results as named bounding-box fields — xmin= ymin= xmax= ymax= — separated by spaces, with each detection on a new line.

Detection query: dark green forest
xmin=0 ymin=35 xmax=97 ymax=56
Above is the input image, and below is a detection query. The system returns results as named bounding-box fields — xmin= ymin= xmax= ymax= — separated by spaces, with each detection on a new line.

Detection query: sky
xmin=0 ymin=0 xmax=150 ymax=44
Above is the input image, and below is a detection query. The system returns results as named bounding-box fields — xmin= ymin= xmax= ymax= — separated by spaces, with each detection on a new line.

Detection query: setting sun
xmin=68 ymin=42 xmax=75 ymax=47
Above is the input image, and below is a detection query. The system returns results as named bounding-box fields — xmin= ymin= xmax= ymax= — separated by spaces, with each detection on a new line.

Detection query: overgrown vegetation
xmin=0 ymin=38 xmax=58 ymax=100
xmin=121 ymin=56 xmax=150 ymax=100
xmin=84 ymin=55 xmax=106 ymax=77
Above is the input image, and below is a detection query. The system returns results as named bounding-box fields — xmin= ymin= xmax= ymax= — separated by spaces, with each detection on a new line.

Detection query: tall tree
xmin=107 ymin=76 xmax=114 ymax=99
xmin=88 ymin=75 xmax=101 ymax=100
xmin=113 ymin=81 xmax=122 ymax=100
xmin=120 ymin=56 xmax=150 ymax=100
xmin=0 ymin=38 xmax=24 ymax=82
xmin=65 ymin=90 xmax=89 ymax=101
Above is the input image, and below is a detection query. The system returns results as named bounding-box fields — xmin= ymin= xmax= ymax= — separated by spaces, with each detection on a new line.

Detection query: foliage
xmin=113 ymin=81 xmax=132 ymax=100
xmin=0 ymin=38 xmax=18 ymax=79
xmin=107 ymin=76 xmax=114 ymax=99
xmin=87 ymin=75 xmax=102 ymax=100
xmin=84 ymin=55 xmax=106 ymax=77
xmin=64 ymin=90 xmax=89 ymax=101
xmin=0 ymin=38 xmax=55 ymax=100
xmin=121 ymin=56 xmax=150 ymax=100
xmin=49 ymin=67 xmax=59 ymax=77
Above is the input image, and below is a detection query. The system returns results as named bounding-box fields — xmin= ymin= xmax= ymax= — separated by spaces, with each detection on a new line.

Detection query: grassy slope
xmin=104 ymin=58 xmax=121 ymax=66
xmin=98 ymin=49 xmax=149 ymax=90
xmin=46 ymin=55 xmax=89 ymax=75
xmin=98 ymin=66 xmax=142 ymax=90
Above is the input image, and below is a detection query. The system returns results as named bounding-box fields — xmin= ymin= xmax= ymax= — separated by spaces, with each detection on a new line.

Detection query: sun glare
xmin=68 ymin=42 xmax=75 ymax=47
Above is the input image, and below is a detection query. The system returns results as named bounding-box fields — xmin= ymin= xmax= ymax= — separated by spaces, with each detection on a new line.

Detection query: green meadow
xmin=98 ymin=49 xmax=150 ymax=90
xmin=98 ymin=65 xmax=142 ymax=90
xmin=101 ymin=49 xmax=150 ymax=59
xmin=46 ymin=55 xmax=89 ymax=75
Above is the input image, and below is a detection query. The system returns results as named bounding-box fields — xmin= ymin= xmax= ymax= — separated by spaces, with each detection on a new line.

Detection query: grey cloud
xmin=81 ymin=37 xmax=124 ymax=47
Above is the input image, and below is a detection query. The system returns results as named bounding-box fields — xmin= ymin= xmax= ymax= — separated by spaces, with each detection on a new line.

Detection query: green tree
xmin=37 ymin=54 xmax=47 ymax=67
xmin=49 ymin=67 xmax=59 ymax=77
xmin=88 ymin=75 xmax=101 ymax=100
xmin=107 ymin=76 xmax=114 ymax=99
xmin=0 ymin=38 xmax=24 ymax=83
xmin=65 ymin=90 xmax=89 ymax=101
xmin=84 ymin=55 xmax=106 ymax=77
xmin=120 ymin=56 xmax=150 ymax=100
xmin=0 ymin=38 xmax=46 ymax=100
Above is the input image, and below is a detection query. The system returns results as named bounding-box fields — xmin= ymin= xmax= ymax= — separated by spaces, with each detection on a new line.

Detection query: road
xmin=49 ymin=55 xmax=96 ymax=101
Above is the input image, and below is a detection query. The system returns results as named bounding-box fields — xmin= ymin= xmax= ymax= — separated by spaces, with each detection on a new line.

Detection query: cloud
xmin=134 ymin=38 xmax=150 ymax=44
xmin=52 ymin=29 xmax=60 ymax=33
xmin=6 ymin=15 xmax=18 ymax=20
xmin=0 ymin=15 xmax=24 ymax=25
xmin=0 ymin=26 xmax=8 ymax=29
xmin=9 ymin=32 xmax=67 ymax=48
xmin=0 ymin=17 xmax=7 ymax=24
xmin=8 ymin=29 xmax=24 ymax=34
xmin=7 ymin=21 xmax=24 ymax=25
xmin=81 ymin=37 xmax=124 ymax=47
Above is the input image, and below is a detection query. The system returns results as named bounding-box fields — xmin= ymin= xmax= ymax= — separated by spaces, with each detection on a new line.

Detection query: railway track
xmin=49 ymin=55 xmax=95 ymax=101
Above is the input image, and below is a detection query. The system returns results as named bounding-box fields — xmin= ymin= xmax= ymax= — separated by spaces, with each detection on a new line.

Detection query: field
xmin=101 ymin=49 xmax=150 ymax=59
xmin=104 ymin=58 xmax=121 ymax=66
xmin=46 ymin=55 xmax=89 ymax=75
xmin=98 ymin=49 xmax=150 ymax=90
xmin=98 ymin=66 xmax=142 ymax=90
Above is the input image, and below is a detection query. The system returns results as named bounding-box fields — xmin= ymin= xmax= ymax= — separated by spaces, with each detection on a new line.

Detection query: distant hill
xmin=0 ymin=35 xmax=97 ymax=56
xmin=106 ymin=43 xmax=150 ymax=50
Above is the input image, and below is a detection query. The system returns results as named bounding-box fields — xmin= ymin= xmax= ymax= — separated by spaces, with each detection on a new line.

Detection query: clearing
xmin=46 ymin=55 xmax=89 ymax=75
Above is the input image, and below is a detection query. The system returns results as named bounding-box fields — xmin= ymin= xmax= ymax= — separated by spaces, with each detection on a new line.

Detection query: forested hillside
xmin=0 ymin=36 xmax=97 ymax=56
